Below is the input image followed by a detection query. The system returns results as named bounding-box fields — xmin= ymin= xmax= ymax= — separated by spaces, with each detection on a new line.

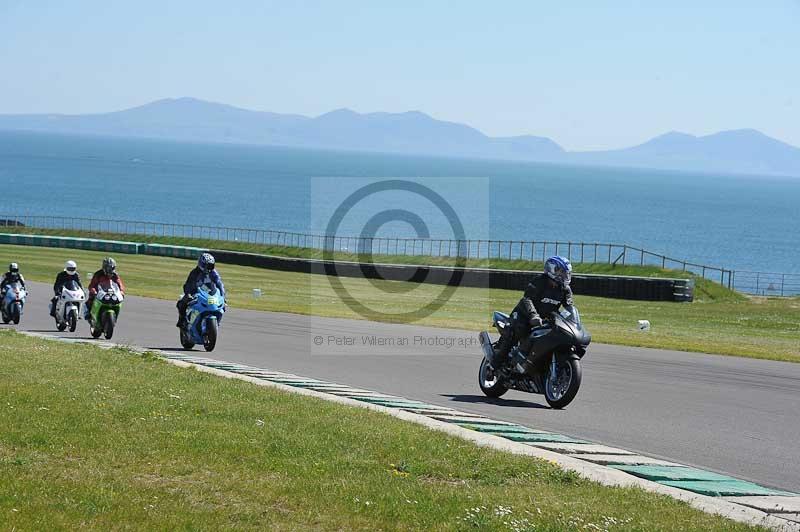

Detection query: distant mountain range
xmin=2 ymin=97 xmax=799 ymax=177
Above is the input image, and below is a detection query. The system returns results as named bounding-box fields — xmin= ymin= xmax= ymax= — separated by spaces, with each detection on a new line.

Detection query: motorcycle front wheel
xmin=544 ymin=357 xmax=582 ymax=409
xmin=180 ymin=328 xmax=195 ymax=350
xmin=478 ymin=358 xmax=509 ymax=398
xmin=103 ymin=312 xmax=116 ymax=340
xmin=203 ymin=319 xmax=218 ymax=352
xmin=67 ymin=309 xmax=77 ymax=332
xmin=11 ymin=303 xmax=21 ymax=325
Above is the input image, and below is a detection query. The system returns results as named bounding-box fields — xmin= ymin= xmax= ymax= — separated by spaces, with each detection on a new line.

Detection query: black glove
xmin=529 ymin=316 xmax=543 ymax=328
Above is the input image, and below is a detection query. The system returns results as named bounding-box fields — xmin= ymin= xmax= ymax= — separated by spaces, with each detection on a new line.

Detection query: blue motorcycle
xmin=1 ymin=281 xmax=27 ymax=325
xmin=179 ymin=284 xmax=225 ymax=351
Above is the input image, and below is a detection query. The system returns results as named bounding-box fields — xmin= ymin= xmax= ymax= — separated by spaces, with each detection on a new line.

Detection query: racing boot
xmin=491 ymin=326 xmax=515 ymax=367
xmin=176 ymin=308 xmax=187 ymax=329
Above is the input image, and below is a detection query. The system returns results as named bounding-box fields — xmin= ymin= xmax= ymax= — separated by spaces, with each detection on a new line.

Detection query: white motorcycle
xmin=1 ymin=281 xmax=26 ymax=325
xmin=53 ymin=280 xmax=85 ymax=332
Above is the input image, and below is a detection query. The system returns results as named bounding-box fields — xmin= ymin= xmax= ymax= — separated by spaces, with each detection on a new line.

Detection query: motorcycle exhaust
xmin=478 ymin=331 xmax=495 ymax=362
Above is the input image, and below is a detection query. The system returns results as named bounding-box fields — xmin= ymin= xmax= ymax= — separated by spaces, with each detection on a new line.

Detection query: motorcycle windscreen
xmin=97 ymin=279 xmax=120 ymax=293
xmin=559 ymin=305 xmax=591 ymax=346
xmin=63 ymin=279 xmax=81 ymax=291
xmin=96 ymin=280 xmax=122 ymax=306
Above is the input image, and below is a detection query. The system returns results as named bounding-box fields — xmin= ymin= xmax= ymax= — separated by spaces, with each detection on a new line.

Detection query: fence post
xmin=781 ymin=274 xmax=785 ymax=297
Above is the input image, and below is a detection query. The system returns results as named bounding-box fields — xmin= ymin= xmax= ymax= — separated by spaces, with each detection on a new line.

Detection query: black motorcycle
xmin=478 ymin=305 xmax=591 ymax=409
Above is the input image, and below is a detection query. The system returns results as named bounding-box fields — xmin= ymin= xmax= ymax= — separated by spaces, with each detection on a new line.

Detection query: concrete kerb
xmin=15 ymin=330 xmax=799 ymax=532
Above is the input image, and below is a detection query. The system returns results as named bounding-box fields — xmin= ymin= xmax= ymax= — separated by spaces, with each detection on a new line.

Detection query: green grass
xmin=2 ymin=243 xmax=798 ymax=362
xmin=0 ymin=332 xmax=762 ymax=530
xmin=0 ymin=226 xmax=737 ymax=300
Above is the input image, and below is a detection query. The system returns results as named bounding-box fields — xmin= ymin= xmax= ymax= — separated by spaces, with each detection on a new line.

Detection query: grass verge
xmin=0 ymin=226 xmax=737 ymax=301
xmin=0 ymin=331 xmax=761 ymax=530
xmin=2 ymin=243 xmax=798 ymax=362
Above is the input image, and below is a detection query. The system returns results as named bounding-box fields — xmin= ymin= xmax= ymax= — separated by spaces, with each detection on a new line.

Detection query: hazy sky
xmin=1 ymin=1 xmax=798 ymax=150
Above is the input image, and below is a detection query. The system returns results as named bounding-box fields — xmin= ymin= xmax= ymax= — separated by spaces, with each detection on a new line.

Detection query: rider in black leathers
xmin=50 ymin=260 xmax=83 ymax=317
xmin=176 ymin=253 xmax=226 ymax=328
xmin=492 ymin=256 xmax=574 ymax=366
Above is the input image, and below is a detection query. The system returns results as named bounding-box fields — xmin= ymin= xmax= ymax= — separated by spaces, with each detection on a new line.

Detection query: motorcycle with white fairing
xmin=1 ymin=281 xmax=26 ymax=324
xmin=53 ymin=279 xmax=85 ymax=332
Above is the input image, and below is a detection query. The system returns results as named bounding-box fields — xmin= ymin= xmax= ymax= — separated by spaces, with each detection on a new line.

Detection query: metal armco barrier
xmin=0 ymin=233 xmax=694 ymax=302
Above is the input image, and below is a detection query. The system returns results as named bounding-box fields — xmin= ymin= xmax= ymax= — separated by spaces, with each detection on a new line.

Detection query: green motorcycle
xmin=88 ymin=279 xmax=124 ymax=340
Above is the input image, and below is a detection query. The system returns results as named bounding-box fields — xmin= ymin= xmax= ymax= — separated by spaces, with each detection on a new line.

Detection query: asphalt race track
xmin=12 ymin=281 xmax=800 ymax=493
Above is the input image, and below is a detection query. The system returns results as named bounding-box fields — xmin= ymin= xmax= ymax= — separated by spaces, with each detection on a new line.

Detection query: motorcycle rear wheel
xmin=89 ymin=313 xmax=102 ymax=338
xmin=180 ymin=328 xmax=195 ymax=350
xmin=544 ymin=357 xmax=582 ymax=409
xmin=478 ymin=358 xmax=509 ymax=398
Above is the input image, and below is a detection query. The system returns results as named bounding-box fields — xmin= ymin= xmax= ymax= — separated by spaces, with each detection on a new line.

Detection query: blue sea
xmin=1 ymin=130 xmax=798 ymax=273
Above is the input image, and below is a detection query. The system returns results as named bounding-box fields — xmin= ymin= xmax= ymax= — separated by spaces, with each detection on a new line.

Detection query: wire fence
xmin=1 ymin=214 xmax=798 ymax=296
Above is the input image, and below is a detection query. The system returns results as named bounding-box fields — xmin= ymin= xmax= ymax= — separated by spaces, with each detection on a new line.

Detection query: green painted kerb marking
xmin=355 ymin=399 xmax=432 ymax=409
xmin=660 ymin=480 xmax=797 ymax=497
xmin=498 ymin=433 xmax=587 ymax=443
xmin=609 ymin=465 xmax=734 ymax=482
xmin=427 ymin=416 xmax=503 ymax=425
xmin=459 ymin=424 xmax=550 ymax=434
xmin=609 ymin=466 xmax=799 ymax=497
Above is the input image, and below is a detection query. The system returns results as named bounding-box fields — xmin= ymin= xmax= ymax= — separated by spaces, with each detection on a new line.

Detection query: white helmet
xmin=64 ymin=260 xmax=78 ymax=275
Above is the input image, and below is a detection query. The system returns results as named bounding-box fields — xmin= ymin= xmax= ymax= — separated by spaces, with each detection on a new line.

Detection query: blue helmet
xmin=198 ymin=252 xmax=216 ymax=272
xmin=544 ymin=256 xmax=572 ymax=286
